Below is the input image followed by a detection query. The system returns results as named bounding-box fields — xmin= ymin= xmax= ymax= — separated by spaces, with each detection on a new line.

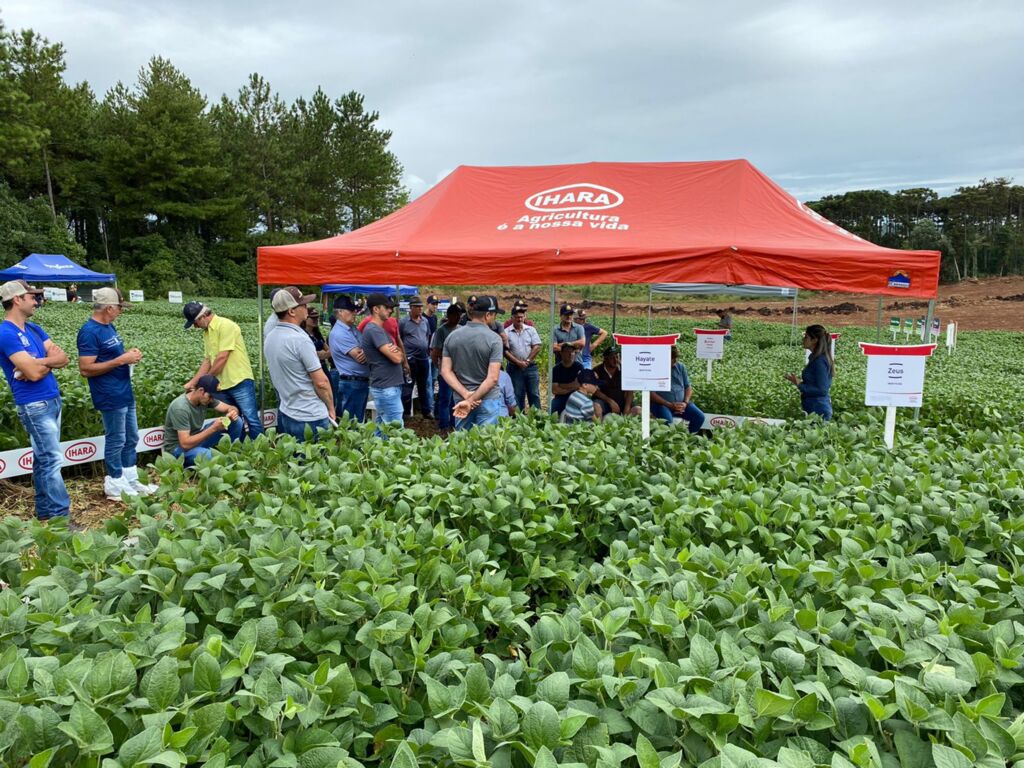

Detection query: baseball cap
xmin=182 ymin=301 xmax=211 ymax=329
xmin=194 ymin=374 xmax=220 ymax=394
xmin=602 ymin=344 xmax=620 ymax=356
xmin=0 ymin=279 xmax=43 ymax=302
xmin=93 ymin=287 xmax=129 ymax=307
xmin=559 ymin=342 xmax=578 ymax=355
xmin=366 ymin=292 xmax=394 ymax=310
xmin=271 ymin=286 xmax=317 ymax=312
xmin=577 ymin=369 xmax=600 ymax=386
xmin=575 ymin=307 xmax=588 ymax=317
xmin=559 ymin=303 xmax=575 ymax=316
xmin=471 ymin=295 xmax=504 ymax=313
xmin=333 ymin=295 xmax=362 ymax=312
xmin=426 ymin=295 xmax=440 ymax=305
xmin=446 ymin=302 xmax=465 ymax=316
xmin=409 ymin=295 xmax=424 ymax=306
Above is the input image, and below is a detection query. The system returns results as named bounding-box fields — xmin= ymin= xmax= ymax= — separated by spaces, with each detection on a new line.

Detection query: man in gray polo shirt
xmin=264 ymin=286 xmax=336 ymax=442
xmin=442 ymin=295 xmax=504 ymax=431
xmin=552 ymin=303 xmax=585 ymax=364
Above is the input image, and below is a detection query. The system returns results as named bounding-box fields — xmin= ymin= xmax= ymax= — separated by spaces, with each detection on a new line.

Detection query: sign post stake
xmin=641 ymin=391 xmax=651 ymax=440
xmin=706 ymin=359 xmax=713 ymax=383
xmin=884 ymin=405 xmax=897 ymax=450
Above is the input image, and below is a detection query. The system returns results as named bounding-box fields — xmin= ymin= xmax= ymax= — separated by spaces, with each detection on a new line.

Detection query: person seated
xmin=650 ymin=346 xmax=706 ymax=433
xmin=592 ymin=345 xmax=639 ymax=418
xmin=161 ymin=374 xmax=240 ymax=467
xmin=549 ymin=343 xmax=583 ymax=415
xmin=561 ymin=369 xmax=600 ymax=424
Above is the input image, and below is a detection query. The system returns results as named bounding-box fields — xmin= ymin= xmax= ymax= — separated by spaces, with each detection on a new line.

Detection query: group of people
xmin=1 ymin=276 xmax=834 ymax=524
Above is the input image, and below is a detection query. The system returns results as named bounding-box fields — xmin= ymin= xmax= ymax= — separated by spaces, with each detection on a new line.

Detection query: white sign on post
xmin=945 ymin=322 xmax=956 ymax=352
xmin=614 ymin=333 xmax=679 ymax=440
xmin=129 ymin=290 xmax=144 ymax=302
xmin=168 ymin=291 xmax=183 ymax=304
xmin=859 ymin=342 xmax=937 ymax=449
xmin=695 ymin=328 xmax=727 ymax=382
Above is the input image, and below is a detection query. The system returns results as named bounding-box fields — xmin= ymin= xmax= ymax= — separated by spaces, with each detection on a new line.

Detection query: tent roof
xmin=258 ymin=160 xmax=941 ymax=299
xmin=0 ymin=253 xmax=115 ymax=283
xmin=651 ymin=283 xmax=797 ymax=298
xmin=321 ymin=284 xmax=418 ymax=296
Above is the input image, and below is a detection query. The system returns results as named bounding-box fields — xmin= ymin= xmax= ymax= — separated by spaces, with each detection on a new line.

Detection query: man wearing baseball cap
xmin=442 ymin=295 xmax=505 ymax=430
xmin=161 ymin=374 xmax=240 ymax=466
xmin=399 ymin=295 xmax=433 ymax=419
xmin=76 ymin=287 xmax=157 ymax=500
xmin=183 ymin=300 xmax=262 ymax=442
xmin=264 ymin=286 xmax=336 ymax=441
xmin=0 ymin=279 xmax=72 ymax=523
xmin=361 ymin=292 xmax=406 ymax=433
xmin=552 ymin=303 xmax=585 ymax=364
xmin=424 ymin=295 xmax=440 ymax=414
xmin=328 ymin=295 xmax=369 ymax=422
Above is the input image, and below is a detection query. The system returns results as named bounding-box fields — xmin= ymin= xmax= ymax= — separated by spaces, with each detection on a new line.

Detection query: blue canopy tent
xmin=0 ymin=253 xmax=115 ymax=283
xmin=321 ymin=284 xmax=417 ymax=296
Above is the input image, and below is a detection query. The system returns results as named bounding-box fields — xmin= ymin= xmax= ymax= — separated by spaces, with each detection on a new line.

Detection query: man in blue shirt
xmin=650 ymin=346 xmax=706 ymax=433
xmin=0 ymin=279 xmax=72 ymax=523
xmin=329 ymin=295 xmax=370 ymax=422
xmin=574 ymin=308 xmax=608 ymax=370
xmin=77 ymin=287 xmax=158 ymax=500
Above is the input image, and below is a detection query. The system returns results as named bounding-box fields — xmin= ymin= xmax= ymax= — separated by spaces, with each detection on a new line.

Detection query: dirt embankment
xmin=483 ymin=276 xmax=1024 ymax=332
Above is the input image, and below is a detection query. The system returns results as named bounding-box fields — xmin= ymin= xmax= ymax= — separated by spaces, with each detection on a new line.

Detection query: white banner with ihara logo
xmin=0 ymin=409 xmax=279 ymax=480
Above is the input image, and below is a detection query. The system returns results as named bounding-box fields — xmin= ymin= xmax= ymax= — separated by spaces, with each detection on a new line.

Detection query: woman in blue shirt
xmin=785 ymin=324 xmax=834 ymax=420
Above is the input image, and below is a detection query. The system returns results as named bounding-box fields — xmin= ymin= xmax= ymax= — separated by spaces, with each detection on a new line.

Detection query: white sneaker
xmin=123 ymin=466 xmax=158 ymax=496
xmin=104 ymin=475 xmax=139 ymax=500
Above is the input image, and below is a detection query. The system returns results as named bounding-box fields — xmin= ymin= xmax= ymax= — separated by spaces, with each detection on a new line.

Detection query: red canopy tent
xmin=257 ymin=159 xmax=941 ymax=299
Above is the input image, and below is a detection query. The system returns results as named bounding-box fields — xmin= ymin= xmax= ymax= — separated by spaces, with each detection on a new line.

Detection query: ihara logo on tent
xmin=887 ymin=271 xmax=911 ymax=289
xmin=525 ymin=184 xmax=624 ymax=213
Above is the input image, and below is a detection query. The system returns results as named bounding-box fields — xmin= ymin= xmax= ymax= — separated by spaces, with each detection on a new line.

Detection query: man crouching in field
xmin=161 ymin=374 xmax=239 ymax=466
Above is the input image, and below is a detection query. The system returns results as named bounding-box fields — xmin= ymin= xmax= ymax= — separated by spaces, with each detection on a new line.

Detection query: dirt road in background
xmin=481 ymin=276 xmax=1024 ymax=332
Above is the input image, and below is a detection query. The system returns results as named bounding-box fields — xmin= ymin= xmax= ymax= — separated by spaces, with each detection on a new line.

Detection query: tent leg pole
xmin=647 ymin=287 xmax=652 ymax=334
xmin=257 ymin=283 xmax=265 ymax=420
xmin=548 ymin=285 xmax=556 ymax=412
xmin=611 ymin=284 xmax=618 ymax=334
xmin=791 ymin=292 xmax=799 ymax=344
xmin=876 ymin=296 xmax=883 ymax=342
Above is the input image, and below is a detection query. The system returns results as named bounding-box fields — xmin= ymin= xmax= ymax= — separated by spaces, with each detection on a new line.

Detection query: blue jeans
xmin=216 ymin=379 xmax=264 ymax=440
xmin=370 ymin=386 xmax=404 ymax=436
xmin=276 ymin=410 xmax=331 ymax=442
xmin=455 ymin=397 xmax=502 ymax=431
xmin=550 ymin=394 xmax=570 ymax=415
xmin=16 ymin=397 xmax=71 ymax=520
xmin=170 ymin=431 xmax=225 ymax=467
xmin=336 ymin=377 xmax=369 ymax=423
xmin=436 ymin=377 xmax=454 ymax=430
xmin=802 ymin=397 xmax=833 ymax=421
xmin=581 ymin=352 xmax=593 ymax=370
xmin=507 ymin=364 xmax=541 ymax=410
xmin=651 ymin=401 xmax=706 ymax=433
xmin=100 ymin=405 xmax=139 ymax=478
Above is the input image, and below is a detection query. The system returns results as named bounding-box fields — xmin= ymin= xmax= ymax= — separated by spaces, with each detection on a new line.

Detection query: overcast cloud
xmin=5 ymin=0 xmax=1023 ymax=201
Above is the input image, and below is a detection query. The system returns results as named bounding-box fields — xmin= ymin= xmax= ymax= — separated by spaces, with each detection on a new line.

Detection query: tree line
xmin=806 ymin=180 xmax=1024 ymax=282
xmin=2 ymin=16 xmax=1021 ymax=294
xmin=0 ymin=18 xmax=407 ymax=296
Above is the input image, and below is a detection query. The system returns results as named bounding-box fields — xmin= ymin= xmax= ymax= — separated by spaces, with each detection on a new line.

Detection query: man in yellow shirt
xmin=182 ymin=301 xmax=264 ymax=440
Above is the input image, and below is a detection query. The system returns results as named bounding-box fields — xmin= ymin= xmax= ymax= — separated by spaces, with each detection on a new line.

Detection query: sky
xmin=4 ymin=0 xmax=1023 ymax=202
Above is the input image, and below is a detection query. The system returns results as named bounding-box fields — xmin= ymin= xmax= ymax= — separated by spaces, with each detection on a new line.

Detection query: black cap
xmin=577 ymin=369 xmax=600 ymax=386
xmin=512 ymin=301 xmax=528 ymax=313
xmin=426 ymin=295 xmax=440 ymax=305
xmin=559 ymin=303 xmax=575 ymax=316
xmin=409 ymin=295 xmax=424 ymax=306
xmin=471 ymin=295 xmax=504 ymax=313
xmin=183 ymin=301 xmax=210 ymax=329
xmin=602 ymin=344 xmax=620 ymax=356
xmin=366 ymin=293 xmax=394 ymax=310
xmin=559 ymin=343 xmax=578 ymax=355
xmin=333 ymin=295 xmax=362 ymax=312
xmin=446 ymin=302 xmax=465 ymax=316
xmin=194 ymin=374 xmax=220 ymax=394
